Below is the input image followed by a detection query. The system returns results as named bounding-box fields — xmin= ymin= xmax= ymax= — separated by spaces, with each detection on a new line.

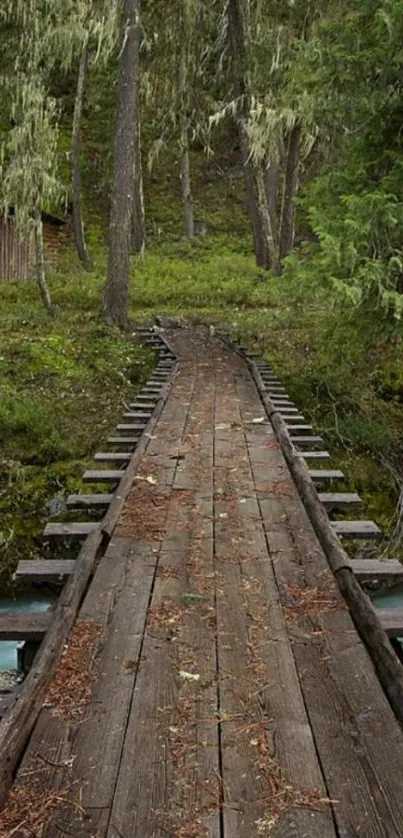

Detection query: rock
xmin=0 ymin=670 xmax=22 ymax=691
xmin=47 ymin=496 xmax=67 ymax=517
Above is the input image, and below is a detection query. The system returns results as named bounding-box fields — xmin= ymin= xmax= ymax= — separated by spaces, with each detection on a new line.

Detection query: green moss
xmin=0 ymin=269 xmax=155 ymax=592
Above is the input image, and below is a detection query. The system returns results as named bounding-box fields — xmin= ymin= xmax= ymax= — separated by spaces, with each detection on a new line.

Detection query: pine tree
xmin=103 ymin=0 xmax=141 ymax=328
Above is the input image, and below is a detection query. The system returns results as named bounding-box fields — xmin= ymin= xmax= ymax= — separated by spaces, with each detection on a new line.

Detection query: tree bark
xmin=279 ymin=121 xmax=302 ymax=260
xmin=132 ymin=114 xmax=146 ymax=253
xmin=244 ymin=158 xmax=268 ymax=268
xmin=266 ymin=160 xmax=279 ymax=250
xmin=179 ymin=48 xmax=194 ymax=238
xmin=254 ymin=161 xmax=280 ymax=274
xmin=72 ymin=37 xmax=92 ymax=270
xmin=34 ymin=213 xmax=53 ymax=314
xmin=239 ymin=120 xmax=279 ymax=272
xmin=104 ymin=0 xmax=140 ymax=328
xmin=131 ymin=22 xmax=146 ymax=254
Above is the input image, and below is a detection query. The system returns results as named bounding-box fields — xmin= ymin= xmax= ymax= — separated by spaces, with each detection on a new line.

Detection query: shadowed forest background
xmin=1 ymin=0 xmax=403 ymax=588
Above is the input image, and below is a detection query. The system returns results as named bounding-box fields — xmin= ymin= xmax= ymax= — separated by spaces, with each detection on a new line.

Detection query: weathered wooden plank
xmin=331 ymin=520 xmax=382 ymax=539
xmin=298 ymin=451 xmax=330 ymax=460
xmin=0 ymin=527 xmax=104 ymax=804
xmin=0 ymin=693 xmax=18 ymax=720
xmin=214 ymin=371 xmax=336 ymax=837
xmin=280 ymin=413 xmax=306 ymax=423
xmin=82 ymin=470 xmax=124 ymax=484
xmin=11 ymin=372 xmax=178 ymax=838
xmin=14 ymin=559 xmax=75 ymax=583
xmin=107 ymin=361 xmax=220 ymax=838
xmin=286 ymin=423 xmax=313 ymax=434
xmin=352 ymin=559 xmax=403 ymax=582
xmin=123 ymin=411 xmax=152 ymax=420
xmin=290 ymin=435 xmax=324 ymax=446
xmin=129 ymin=401 xmax=156 ymax=410
xmin=377 ymin=609 xmax=403 ymax=637
xmin=41 ymin=540 xmax=160 ymax=838
xmin=309 ymin=469 xmax=345 ymax=481
xmin=67 ymin=493 xmax=113 ymax=509
xmin=243 ymin=349 xmax=403 ymax=733
xmin=237 ymin=374 xmax=403 ymax=837
xmin=318 ymin=491 xmax=363 ymax=509
xmin=116 ymin=423 xmax=147 ymax=432
xmin=277 ymin=406 xmax=300 ymax=414
xmin=43 ymin=522 xmax=99 ymax=539
xmin=93 ymin=452 xmax=132 ymax=463
xmin=107 ymin=437 xmax=139 ymax=445
xmin=0 ymin=612 xmax=50 ymax=640
xmin=266 ymin=387 xmax=288 ymax=394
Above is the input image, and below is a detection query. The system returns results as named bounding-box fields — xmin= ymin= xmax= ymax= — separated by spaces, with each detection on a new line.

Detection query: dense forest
xmin=1 ymin=0 xmax=403 ymax=584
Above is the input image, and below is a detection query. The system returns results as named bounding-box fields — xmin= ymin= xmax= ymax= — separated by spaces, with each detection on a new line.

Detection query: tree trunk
xmin=179 ymin=50 xmax=194 ymax=238
xmin=131 ymin=22 xmax=146 ymax=254
xmin=279 ymin=121 xmax=302 ymax=260
xmin=132 ymin=115 xmax=146 ymax=253
xmin=254 ymin=158 xmax=280 ymax=274
xmin=239 ymin=120 xmax=279 ymax=272
xmin=238 ymin=137 xmax=270 ymax=270
xmin=72 ymin=37 xmax=92 ymax=270
xmin=228 ymin=0 xmax=278 ymax=271
xmin=244 ymin=158 xmax=268 ymax=268
xmin=104 ymin=0 xmax=140 ymax=328
xmin=34 ymin=213 xmax=53 ymax=314
xmin=266 ymin=161 xmax=279 ymax=250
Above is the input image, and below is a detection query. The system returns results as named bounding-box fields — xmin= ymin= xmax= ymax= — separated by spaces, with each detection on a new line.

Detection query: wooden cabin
xmin=0 ymin=211 xmax=68 ymax=282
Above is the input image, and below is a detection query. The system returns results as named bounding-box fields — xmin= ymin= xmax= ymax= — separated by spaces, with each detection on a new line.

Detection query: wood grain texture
xmin=0 ymin=611 xmax=50 ymax=640
xmin=43 ymin=522 xmax=99 ymax=539
xmin=213 ymin=365 xmax=336 ymax=837
xmin=14 ymin=559 xmax=76 ymax=583
xmin=235 ymin=354 xmax=403 ymax=836
xmin=66 ymin=493 xmax=114 ymax=508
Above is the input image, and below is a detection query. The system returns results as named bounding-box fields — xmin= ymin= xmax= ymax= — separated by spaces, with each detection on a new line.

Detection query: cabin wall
xmin=0 ymin=218 xmax=33 ymax=282
xmin=0 ymin=217 xmax=68 ymax=282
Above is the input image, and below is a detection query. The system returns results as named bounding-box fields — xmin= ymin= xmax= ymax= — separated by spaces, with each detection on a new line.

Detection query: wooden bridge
xmin=2 ymin=327 xmax=403 ymax=836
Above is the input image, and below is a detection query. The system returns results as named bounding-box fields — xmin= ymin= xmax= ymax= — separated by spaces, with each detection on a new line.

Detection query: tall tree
xmin=178 ymin=0 xmax=195 ymax=238
xmin=131 ymin=18 xmax=146 ymax=254
xmin=227 ymin=0 xmax=280 ymax=272
xmin=0 ymin=76 xmax=61 ymax=314
xmin=40 ymin=0 xmax=119 ymax=269
xmin=71 ymin=35 xmax=93 ymax=269
xmin=132 ymin=89 xmax=146 ymax=253
xmin=103 ymin=0 xmax=141 ymax=327
xmin=279 ymin=121 xmax=302 ymax=259
xmin=144 ymin=0 xmax=215 ymax=238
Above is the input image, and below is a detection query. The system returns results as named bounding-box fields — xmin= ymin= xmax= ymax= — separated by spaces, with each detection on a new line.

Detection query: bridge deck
xmin=9 ymin=330 xmax=403 ymax=837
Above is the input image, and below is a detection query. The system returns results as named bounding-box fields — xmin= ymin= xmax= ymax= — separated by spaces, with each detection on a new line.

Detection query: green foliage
xmin=290 ymin=0 xmax=403 ymax=317
xmin=0 ymin=267 xmax=153 ymax=589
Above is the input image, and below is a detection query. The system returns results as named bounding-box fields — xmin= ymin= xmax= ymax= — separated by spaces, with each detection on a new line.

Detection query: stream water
xmin=0 ymin=592 xmax=53 ymax=675
xmin=372 ymin=586 xmax=403 ymax=645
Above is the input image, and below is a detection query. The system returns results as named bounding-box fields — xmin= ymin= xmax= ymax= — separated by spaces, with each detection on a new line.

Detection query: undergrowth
xmin=0 ymin=279 xmax=154 ymax=589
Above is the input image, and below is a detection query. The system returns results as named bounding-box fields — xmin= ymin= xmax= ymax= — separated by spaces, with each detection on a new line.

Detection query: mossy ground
xmin=0 ymin=279 xmax=154 ymax=590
